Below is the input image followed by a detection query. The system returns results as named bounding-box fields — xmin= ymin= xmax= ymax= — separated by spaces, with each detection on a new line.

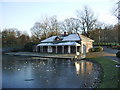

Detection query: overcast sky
xmin=0 ymin=0 xmax=117 ymax=35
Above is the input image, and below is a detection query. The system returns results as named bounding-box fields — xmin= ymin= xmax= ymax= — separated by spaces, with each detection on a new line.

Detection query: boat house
xmin=35 ymin=32 xmax=94 ymax=55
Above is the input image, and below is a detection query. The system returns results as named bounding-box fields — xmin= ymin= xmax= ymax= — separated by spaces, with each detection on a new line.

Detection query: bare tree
xmin=49 ymin=16 xmax=60 ymax=35
xmin=61 ymin=18 xmax=80 ymax=34
xmin=61 ymin=18 xmax=72 ymax=34
xmin=31 ymin=16 xmax=61 ymax=41
xmin=31 ymin=22 xmax=43 ymax=40
xmin=113 ymin=0 xmax=120 ymax=44
xmin=69 ymin=18 xmax=80 ymax=33
xmin=118 ymin=1 xmax=120 ymax=44
xmin=76 ymin=6 xmax=97 ymax=37
xmin=113 ymin=0 xmax=120 ymax=22
xmin=31 ymin=17 xmax=50 ymax=40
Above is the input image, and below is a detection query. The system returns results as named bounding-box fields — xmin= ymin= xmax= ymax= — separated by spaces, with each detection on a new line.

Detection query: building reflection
xmin=75 ymin=62 xmax=80 ymax=75
xmin=75 ymin=61 xmax=93 ymax=75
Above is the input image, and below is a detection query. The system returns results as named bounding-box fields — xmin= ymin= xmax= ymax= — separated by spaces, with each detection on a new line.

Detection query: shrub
xmin=11 ymin=47 xmax=23 ymax=52
xmin=118 ymin=46 xmax=120 ymax=50
xmin=24 ymin=42 xmax=35 ymax=52
xmin=112 ymin=45 xmax=120 ymax=50
xmin=89 ymin=46 xmax=103 ymax=52
xmin=10 ymin=46 xmax=24 ymax=52
xmin=94 ymin=46 xmax=103 ymax=52
xmin=89 ymin=48 xmax=95 ymax=52
xmin=112 ymin=46 xmax=117 ymax=49
xmin=116 ymin=51 xmax=120 ymax=58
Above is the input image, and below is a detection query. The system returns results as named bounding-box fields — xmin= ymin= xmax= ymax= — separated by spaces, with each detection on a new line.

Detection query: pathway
xmin=86 ymin=46 xmax=120 ymax=63
xmin=103 ymin=46 xmax=120 ymax=63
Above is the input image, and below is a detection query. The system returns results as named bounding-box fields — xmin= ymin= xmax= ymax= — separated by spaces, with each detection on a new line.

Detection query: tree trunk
xmin=118 ymin=25 xmax=120 ymax=45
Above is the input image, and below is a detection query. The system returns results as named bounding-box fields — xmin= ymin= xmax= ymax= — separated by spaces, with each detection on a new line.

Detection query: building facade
xmin=35 ymin=33 xmax=94 ymax=55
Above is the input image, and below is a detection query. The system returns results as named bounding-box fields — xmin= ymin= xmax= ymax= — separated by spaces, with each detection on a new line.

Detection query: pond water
xmin=2 ymin=55 xmax=101 ymax=88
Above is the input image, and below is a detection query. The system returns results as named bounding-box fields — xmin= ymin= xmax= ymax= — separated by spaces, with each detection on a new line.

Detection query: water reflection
xmin=75 ymin=62 xmax=80 ymax=75
xmin=75 ymin=61 xmax=93 ymax=75
xmin=2 ymin=55 xmax=101 ymax=88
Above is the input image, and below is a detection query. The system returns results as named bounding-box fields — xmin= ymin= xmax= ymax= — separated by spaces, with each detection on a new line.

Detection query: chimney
xmin=64 ymin=32 xmax=67 ymax=36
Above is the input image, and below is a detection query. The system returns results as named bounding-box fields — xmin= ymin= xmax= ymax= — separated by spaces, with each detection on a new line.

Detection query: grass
xmin=86 ymin=57 xmax=119 ymax=88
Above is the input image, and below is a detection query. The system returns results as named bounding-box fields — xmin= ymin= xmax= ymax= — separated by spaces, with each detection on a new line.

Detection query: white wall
xmin=81 ymin=41 xmax=93 ymax=53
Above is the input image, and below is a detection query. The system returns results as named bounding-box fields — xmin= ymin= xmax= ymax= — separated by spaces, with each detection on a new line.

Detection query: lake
xmin=2 ymin=55 xmax=101 ymax=88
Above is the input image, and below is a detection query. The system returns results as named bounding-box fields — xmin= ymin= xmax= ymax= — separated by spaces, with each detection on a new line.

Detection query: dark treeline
xmin=1 ymin=28 xmax=30 ymax=47
xmin=88 ymin=25 xmax=119 ymax=44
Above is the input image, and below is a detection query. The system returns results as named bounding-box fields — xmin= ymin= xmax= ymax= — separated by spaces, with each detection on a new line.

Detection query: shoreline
xmin=86 ymin=57 xmax=119 ymax=88
xmin=4 ymin=52 xmax=85 ymax=60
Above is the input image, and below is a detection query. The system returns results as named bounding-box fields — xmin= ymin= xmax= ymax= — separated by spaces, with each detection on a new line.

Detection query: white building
xmin=36 ymin=33 xmax=94 ymax=55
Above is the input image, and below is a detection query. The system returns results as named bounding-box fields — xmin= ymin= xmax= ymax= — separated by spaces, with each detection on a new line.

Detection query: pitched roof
xmin=62 ymin=34 xmax=80 ymax=41
xmin=41 ymin=33 xmax=94 ymax=43
xmin=41 ymin=36 xmax=57 ymax=43
xmin=79 ymin=34 xmax=94 ymax=42
xmin=37 ymin=42 xmax=80 ymax=46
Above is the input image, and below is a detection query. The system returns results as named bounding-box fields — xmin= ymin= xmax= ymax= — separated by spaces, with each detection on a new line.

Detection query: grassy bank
xmin=86 ymin=57 xmax=119 ymax=88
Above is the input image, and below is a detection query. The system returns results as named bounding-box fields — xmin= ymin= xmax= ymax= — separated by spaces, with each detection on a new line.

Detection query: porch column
xmin=81 ymin=42 xmax=83 ymax=54
xmin=41 ymin=46 xmax=43 ymax=52
xmin=48 ymin=46 xmax=49 ymax=53
xmin=68 ymin=46 xmax=71 ymax=54
xmin=36 ymin=46 xmax=38 ymax=52
xmin=62 ymin=46 xmax=64 ymax=54
xmin=56 ymin=46 xmax=57 ymax=53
